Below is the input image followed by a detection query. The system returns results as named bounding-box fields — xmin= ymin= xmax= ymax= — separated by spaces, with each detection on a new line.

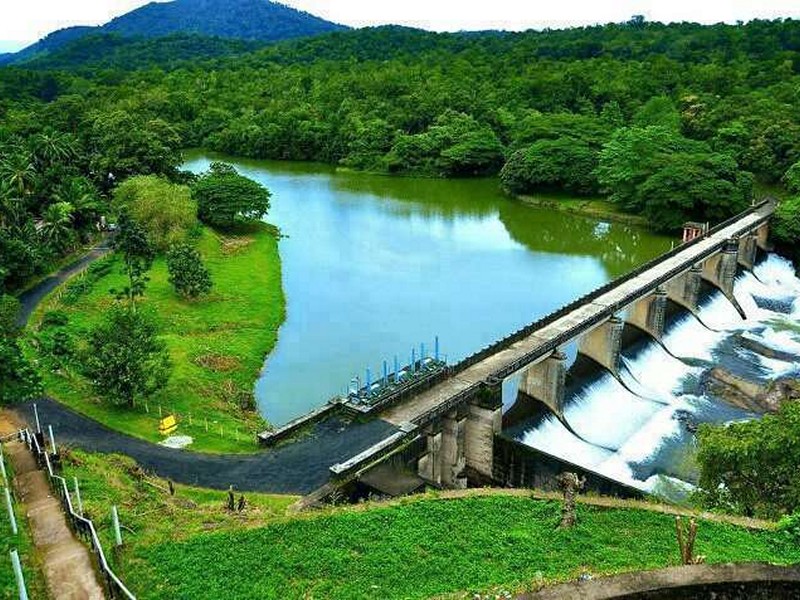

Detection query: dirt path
xmin=1 ymin=414 xmax=105 ymax=600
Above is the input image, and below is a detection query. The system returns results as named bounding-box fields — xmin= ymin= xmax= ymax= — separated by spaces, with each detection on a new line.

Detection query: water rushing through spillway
xmin=511 ymin=254 xmax=800 ymax=497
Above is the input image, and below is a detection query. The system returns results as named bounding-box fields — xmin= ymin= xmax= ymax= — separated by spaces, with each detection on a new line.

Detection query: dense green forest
xmin=0 ymin=0 xmax=345 ymax=66
xmin=2 ymin=17 xmax=800 ymax=521
xmin=4 ymin=18 xmax=800 ymax=284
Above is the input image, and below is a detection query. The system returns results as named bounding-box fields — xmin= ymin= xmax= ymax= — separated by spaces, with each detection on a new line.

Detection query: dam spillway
xmin=507 ymin=254 xmax=800 ymax=496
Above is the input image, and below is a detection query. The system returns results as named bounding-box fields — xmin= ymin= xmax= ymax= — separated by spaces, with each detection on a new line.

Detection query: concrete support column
xmin=465 ymin=391 xmax=502 ymax=482
xmin=717 ymin=239 xmax=740 ymax=297
xmin=755 ymin=222 xmax=770 ymax=250
xmin=664 ymin=266 xmax=702 ymax=313
xmin=738 ymin=234 xmax=758 ymax=269
xmin=440 ymin=412 xmax=467 ymax=489
xmin=518 ymin=351 xmax=567 ymax=417
xmin=417 ymin=428 xmax=442 ymax=486
xmin=577 ymin=316 xmax=624 ymax=373
xmin=626 ymin=289 xmax=668 ymax=339
xmin=684 ymin=265 xmax=702 ymax=311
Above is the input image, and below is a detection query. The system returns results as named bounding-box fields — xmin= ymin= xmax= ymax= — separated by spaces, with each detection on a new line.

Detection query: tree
xmin=782 ymin=161 xmax=800 ymax=194
xmin=113 ymin=214 xmax=155 ymax=305
xmin=500 ymin=138 xmax=599 ymax=195
xmin=596 ymin=126 xmax=701 ymax=211
xmin=82 ymin=306 xmax=170 ymax=408
xmin=696 ymin=401 xmax=800 ymax=518
xmin=773 ymin=195 xmax=800 ymax=257
xmin=192 ymin=163 xmax=271 ymax=228
xmin=166 ymin=243 xmax=212 ymax=299
xmin=0 ymin=336 xmax=41 ymax=404
xmin=0 ymin=294 xmax=20 ymax=336
xmin=40 ymin=201 xmax=76 ymax=253
xmin=113 ymin=175 xmax=197 ymax=250
xmin=636 ymin=152 xmax=752 ymax=230
xmin=54 ymin=176 xmax=101 ymax=235
xmin=597 ymin=126 xmax=751 ymax=229
xmin=632 ymin=96 xmax=682 ymax=130
xmin=89 ymin=111 xmax=182 ymax=181
xmin=0 ymin=150 xmax=36 ymax=198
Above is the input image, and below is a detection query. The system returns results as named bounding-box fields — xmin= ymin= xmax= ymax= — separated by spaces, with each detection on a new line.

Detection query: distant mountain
xmin=21 ymin=33 xmax=267 ymax=71
xmin=0 ymin=26 xmax=96 ymax=65
xmin=1 ymin=0 xmax=347 ymax=65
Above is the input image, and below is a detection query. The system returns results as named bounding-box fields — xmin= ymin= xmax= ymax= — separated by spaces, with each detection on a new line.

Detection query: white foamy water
xmin=519 ymin=414 xmax=612 ymax=467
xmin=621 ymin=344 xmax=698 ymax=401
xmin=564 ymin=374 xmax=661 ymax=450
xmin=515 ymin=253 xmax=800 ymax=495
xmin=696 ymin=291 xmax=745 ymax=331
xmin=743 ymin=328 xmax=800 ymax=356
xmin=754 ymin=254 xmax=800 ymax=295
xmin=662 ymin=313 xmax=725 ymax=360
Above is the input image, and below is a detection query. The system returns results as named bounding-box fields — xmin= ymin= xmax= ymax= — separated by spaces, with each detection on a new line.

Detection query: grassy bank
xmin=27 ymin=223 xmax=285 ymax=453
xmin=57 ymin=448 xmax=799 ymax=600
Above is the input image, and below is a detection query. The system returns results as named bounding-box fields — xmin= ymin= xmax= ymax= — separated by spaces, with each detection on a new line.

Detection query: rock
xmin=703 ymin=367 xmax=798 ymax=413
xmin=738 ymin=333 xmax=799 ymax=363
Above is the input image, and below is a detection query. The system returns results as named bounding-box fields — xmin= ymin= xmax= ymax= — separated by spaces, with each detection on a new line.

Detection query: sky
xmin=1 ymin=0 xmax=800 ymax=51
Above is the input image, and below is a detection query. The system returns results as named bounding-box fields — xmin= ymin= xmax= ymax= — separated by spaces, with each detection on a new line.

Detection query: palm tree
xmin=54 ymin=177 xmax=101 ymax=233
xmin=31 ymin=131 xmax=78 ymax=168
xmin=0 ymin=151 xmax=37 ymax=198
xmin=40 ymin=201 xmax=75 ymax=253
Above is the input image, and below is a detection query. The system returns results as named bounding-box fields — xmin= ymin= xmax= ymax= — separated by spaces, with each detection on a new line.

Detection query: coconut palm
xmin=0 ymin=151 xmax=37 ymax=198
xmin=40 ymin=201 xmax=75 ymax=253
xmin=54 ymin=177 xmax=101 ymax=233
xmin=30 ymin=131 xmax=78 ymax=168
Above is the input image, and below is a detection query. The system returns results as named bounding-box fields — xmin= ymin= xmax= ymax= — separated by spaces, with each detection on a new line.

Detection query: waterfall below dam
xmin=508 ymin=254 xmax=800 ymax=499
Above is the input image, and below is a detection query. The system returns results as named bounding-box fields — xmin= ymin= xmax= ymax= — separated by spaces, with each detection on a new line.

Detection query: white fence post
xmin=73 ymin=477 xmax=83 ymax=516
xmin=10 ymin=550 xmax=28 ymax=600
xmin=111 ymin=506 xmax=122 ymax=546
xmin=0 ymin=444 xmax=7 ymax=485
xmin=32 ymin=405 xmax=41 ymax=435
xmin=4 ymin=487 xmax=17 ymax=535
xmin=48 ymin=425 xmax=57 ymax=455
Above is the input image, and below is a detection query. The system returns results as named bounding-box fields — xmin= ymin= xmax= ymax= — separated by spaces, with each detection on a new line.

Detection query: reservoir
xmin=183 ymin=151 xmax=671 ymax=425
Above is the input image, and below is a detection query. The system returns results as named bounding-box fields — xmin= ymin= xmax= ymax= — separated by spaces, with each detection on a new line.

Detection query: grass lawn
xmin=57 ymin=449 xmax=799 ymax=600
xmin=26 ymin=222 xmax=285 ymax=453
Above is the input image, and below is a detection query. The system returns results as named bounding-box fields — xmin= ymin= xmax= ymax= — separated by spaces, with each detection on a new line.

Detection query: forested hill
xmin=102 ymin=0 xmax=347 ymax=41
xmin=0 ymin=0 xmax=347 ymax=66
xmin=3 ymin=17 xmax=800 ymax=291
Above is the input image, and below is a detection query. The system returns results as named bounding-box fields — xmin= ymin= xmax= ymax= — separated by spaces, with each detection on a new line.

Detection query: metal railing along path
xmin=18 ymin=428 xmax=136 ymax=599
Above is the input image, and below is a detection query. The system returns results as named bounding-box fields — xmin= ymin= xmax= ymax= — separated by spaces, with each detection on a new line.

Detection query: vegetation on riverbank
xmin=26 ymin=222 xmax=284 ymax=452
xmin=516 ymin=194 xmax=650 ymax=227
xmin=53 ymin=447 xmax=800 ymax=600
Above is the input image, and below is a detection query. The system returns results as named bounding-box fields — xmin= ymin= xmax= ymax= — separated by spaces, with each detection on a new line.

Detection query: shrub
xmin=0 ymin=294 xmax=21 ymax=336
xmin=166 ymin=243 xmax=213 ymax=299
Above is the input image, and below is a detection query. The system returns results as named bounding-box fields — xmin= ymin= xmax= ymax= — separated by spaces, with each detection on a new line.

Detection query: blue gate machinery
xmin=346 ymin=337 xmax=446 ymax=406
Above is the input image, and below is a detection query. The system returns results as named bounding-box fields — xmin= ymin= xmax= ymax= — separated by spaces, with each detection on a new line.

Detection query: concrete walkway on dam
xmin=13 ymin=398 xmax=398 ymax=494
xmin=381 ymin=202 xmax=774 ymax=426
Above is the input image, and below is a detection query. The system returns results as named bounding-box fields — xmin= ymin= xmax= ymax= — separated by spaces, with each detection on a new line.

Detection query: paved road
xmin=14 ymin=398 xmax=398 ymax=494
xmin=16 ymin=237 xmax=113 ymax=327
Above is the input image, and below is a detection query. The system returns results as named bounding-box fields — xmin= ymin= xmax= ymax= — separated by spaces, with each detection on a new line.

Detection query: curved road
xmin=14 ymin=399 xmax=396 ymax=494
xmin=16 ymin=237 xmax=113 ymax=327
xmin=14 ymin=241 xmax=398 ymax=494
